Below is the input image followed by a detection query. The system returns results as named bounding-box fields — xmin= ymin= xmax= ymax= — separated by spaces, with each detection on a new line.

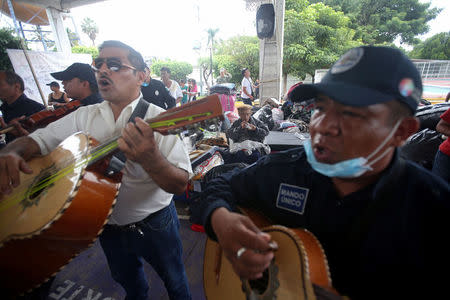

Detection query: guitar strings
xmin=0 ymin=112 xmax=213 ymax=212
xmin=0 ymin=139 xmax=119 ymax=212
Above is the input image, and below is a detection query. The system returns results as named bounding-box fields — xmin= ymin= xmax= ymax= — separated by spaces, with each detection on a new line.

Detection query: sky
xmin=0 ymin=0 xmax=449 ymax=65
xmin=69 ymin=0 xmax=450 ymax=63
xmin=70 ymin=0 xmax=258 ymax=64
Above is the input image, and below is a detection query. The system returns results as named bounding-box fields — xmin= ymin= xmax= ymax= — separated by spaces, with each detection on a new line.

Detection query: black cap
xmin=289 ymin=46 xmax=422 ymax=113
xmin=46 ymin=81 xmax=59 ymax=87
xmin=51 ymin=63 xmax=97 ymax=86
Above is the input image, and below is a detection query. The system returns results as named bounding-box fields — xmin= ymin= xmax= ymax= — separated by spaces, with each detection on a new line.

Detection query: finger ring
xmin=236 ymin=247 xmax=247 ymax=259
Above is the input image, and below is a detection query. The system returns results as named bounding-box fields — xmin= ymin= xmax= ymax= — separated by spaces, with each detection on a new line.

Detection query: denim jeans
xmin=432 ymin=149 xmax=450 ymax=183
xmin=99 ymin=201 xmax=191 ymax=300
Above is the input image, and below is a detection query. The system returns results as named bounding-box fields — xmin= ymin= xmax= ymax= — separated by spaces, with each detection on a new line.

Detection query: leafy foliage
xmin=284 ymin=0 xmax=360 ymax=79
xmin=71 ymin=45 xmax=99 ymax=58
xmin=409 ymin=32 xmax=450 ymax=60
xmin=81 ymin=17 xmax=99 ymax=46
xmin=213 ymin=35 xmax=260 ymax=86
xmin=66 ymin=28 xmax=80 ymax=47
xmin=0 ymin=28 xmax=21 ymax=70
xmin=150 ymin=60 xmax=193 ymax=83
xmin=310 ymin=0 xmax=441 ymax=45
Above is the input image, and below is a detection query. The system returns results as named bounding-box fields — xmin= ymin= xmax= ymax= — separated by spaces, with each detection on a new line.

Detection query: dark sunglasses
xmin=91 ymin=57 xmax=136 ymax=72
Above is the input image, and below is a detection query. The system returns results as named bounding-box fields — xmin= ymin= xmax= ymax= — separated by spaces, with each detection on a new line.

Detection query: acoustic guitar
xmin=203 ymin=208 xmax=341 ymax=300
xmin=0 ymin=95 xmax=223 ymax=298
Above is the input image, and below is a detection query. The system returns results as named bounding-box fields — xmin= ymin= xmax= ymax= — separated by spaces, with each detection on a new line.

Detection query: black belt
xmin=105 ymin=204 xmax=170 ymax=235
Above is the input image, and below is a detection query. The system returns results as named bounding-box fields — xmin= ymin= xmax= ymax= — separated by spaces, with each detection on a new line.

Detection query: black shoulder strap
xmin=105 ymin=98 xmax=150 ymax=176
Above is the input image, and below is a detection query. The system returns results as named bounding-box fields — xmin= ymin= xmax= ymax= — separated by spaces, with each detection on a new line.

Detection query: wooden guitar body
xmin=203 ymin=209 xmax=336 ymax=300
xmin=0 ymin=133 xmax=120 ymax=298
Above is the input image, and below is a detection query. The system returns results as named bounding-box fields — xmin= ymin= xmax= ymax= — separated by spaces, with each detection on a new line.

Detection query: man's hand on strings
xmin=118 ymin=117 xmax=161 ymax=167
xmin=0 ymin=151 xmax=33 ymax=199
xmin=211 ymin=207 xmax=277 ymax=280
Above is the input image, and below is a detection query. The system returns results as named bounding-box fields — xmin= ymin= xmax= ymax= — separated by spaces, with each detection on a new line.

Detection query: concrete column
xmin=258 ymin=0 xmax=284 ymax=102
xmin=46 ymin=7 xmax=72 ymax=54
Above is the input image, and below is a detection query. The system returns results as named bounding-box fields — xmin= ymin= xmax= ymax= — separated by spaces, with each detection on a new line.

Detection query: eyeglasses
xmin=91 ymin=57 xmax=136 ymax=73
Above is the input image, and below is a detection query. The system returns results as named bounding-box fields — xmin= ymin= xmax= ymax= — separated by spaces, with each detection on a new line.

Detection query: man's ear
xmin=393 ymin=117 xmax=419 ymax=147
xmin=137 ymin=70 xmax=146 ymax=86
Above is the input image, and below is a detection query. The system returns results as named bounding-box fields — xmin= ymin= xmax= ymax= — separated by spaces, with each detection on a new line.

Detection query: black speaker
xmin=256 ymin=3 xmax=275 ymax=39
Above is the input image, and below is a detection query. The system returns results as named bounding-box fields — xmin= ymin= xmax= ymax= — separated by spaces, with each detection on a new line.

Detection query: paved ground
xmin=46 ymin=200 xmax=207 ymax=300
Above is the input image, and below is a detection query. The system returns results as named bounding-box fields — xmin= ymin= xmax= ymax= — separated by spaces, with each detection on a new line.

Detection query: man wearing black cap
xmin=51 ymin=62 xmax=103 ymax=106
xmin=197 ymin=46 xmax=449 ymax=299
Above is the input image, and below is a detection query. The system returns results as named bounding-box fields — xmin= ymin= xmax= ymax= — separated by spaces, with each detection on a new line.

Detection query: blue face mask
xmin=304 ymin=120 xmax=401 ymax=178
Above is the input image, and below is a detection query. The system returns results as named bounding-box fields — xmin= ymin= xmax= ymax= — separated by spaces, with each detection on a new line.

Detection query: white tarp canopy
xmin=16 ymin=0 xmax=107 ymax=11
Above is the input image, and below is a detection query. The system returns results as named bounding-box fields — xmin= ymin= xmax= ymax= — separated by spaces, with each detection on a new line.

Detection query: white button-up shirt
xmin=29 ymin=94 xmax=193 ymax=225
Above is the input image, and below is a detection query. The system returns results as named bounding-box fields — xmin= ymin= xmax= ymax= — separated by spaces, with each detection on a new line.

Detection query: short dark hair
xmin=98 ymin=40 xmax=147 ymax=71
xmin=160 ymin=67 xmax=171 ymax=74
xmin=88 ymin=81 xmax=99 ymax=94
xmin=241 ymin=68 xmax=248 ymax=76
xmin=2 ymin=70 xmax=24 ymax=92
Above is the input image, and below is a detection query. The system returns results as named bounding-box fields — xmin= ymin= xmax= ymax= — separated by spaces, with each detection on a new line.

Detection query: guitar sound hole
xmin=28 ymin=171 xmax=53 ymax=200
xmin=248 ymin=268 xmax=269 ymax=294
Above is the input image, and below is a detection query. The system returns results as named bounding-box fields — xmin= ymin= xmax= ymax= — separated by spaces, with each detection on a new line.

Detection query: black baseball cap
xmin=51 ymin=63 xmax=97 ymax=86
xmin=46 ymin=81 xmax=59 ymax=87
xmin=289 ymin=46 xmax=422 ymax=113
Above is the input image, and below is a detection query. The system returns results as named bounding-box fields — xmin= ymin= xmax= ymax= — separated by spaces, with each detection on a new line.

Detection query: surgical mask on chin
xmin=304 ymin=120 xmax=401 ymax=178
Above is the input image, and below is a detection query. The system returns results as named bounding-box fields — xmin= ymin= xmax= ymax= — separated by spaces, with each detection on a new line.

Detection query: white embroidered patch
xmin=331 ymin=48 xmax=364 ymax=74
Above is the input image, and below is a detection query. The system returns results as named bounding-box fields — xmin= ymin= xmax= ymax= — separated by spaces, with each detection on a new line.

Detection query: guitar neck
xmin=87 ymin=95 xmax=223 ymax=166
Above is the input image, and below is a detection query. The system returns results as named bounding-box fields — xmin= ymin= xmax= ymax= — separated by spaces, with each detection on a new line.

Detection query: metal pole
xmin=6 ymin=0 xmax=48 ymax=107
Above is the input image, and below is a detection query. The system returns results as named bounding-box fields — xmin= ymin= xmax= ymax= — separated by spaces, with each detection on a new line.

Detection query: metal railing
xmin=412 ymin=60 xmax=450 ymax=79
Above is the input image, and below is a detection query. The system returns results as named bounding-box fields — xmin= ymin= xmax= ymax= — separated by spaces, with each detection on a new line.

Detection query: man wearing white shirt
xmin=161 ymin=67 xmax=183 ymax=105
xmin=241 ymin=67 xmax=255 ymax=105
xmin=0 ymin=40 xmax=192 ymax=300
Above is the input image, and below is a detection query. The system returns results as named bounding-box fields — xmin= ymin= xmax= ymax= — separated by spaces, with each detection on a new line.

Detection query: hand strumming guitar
xmin=117 ymin=117 xmax=189 ymax=195
xmin=210 ymin=207 xmax=277 ymax=280
xmin=0 ymin=137 xmax=39 ymax=198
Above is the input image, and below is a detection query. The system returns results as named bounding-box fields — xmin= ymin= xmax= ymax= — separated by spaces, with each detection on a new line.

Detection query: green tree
xmin=66 ymin=28 xmax=79 ymax=47
xmin=283 ymin=0 xmax=360 ymax=83
xmin=205 ymin=28 xmax=220 ymax=88
xmin=150 ymin=60 xmax=193 ymax=83
xmin=213 ymin=35 xmax=259 ymax=87
xmin=409 ymin=32 xmax=450 ymax=60
xmin=81 ymin=17 xmax=98 ymax=47
xmin=0 ymin=28 xmax=21 ymax=70
xmin=310 ymin=0 xmax=441 ymax=45
xmin=71 ymin=45 xmax=99 ymax=58
xmin=31 ymin=25 xmax=55 ymax=50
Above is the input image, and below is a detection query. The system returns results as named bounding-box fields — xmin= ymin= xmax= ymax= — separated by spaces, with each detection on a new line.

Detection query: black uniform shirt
xmin=141 ymin=79 xmax=176 ymax=110
xmin=79 ymin=92 xmax=103 ymax=106
xmin=0 ymin=94 xmax=45 ymax=144
xmin=200 ymin=147 xmax=450 ymax=299
xmin=0 ymin=93 xmax=44 ymax=123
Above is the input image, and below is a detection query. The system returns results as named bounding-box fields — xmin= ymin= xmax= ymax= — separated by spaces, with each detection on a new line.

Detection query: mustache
xmin=98 ymin=75 xmax=113 ymax=84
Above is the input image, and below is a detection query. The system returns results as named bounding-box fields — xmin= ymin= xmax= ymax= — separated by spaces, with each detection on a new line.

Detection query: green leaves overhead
xmin=311 ymin=0 xmax=441 ymax=45
xmin=283 ymin=1 xmax=360 ymax=79
xmin=409 ymin=32 xmax=450 ymax=60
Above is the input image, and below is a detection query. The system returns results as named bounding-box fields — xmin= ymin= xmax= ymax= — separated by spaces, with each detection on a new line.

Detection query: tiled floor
xmin=46 ymin=201 xmax=207 ymax=300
